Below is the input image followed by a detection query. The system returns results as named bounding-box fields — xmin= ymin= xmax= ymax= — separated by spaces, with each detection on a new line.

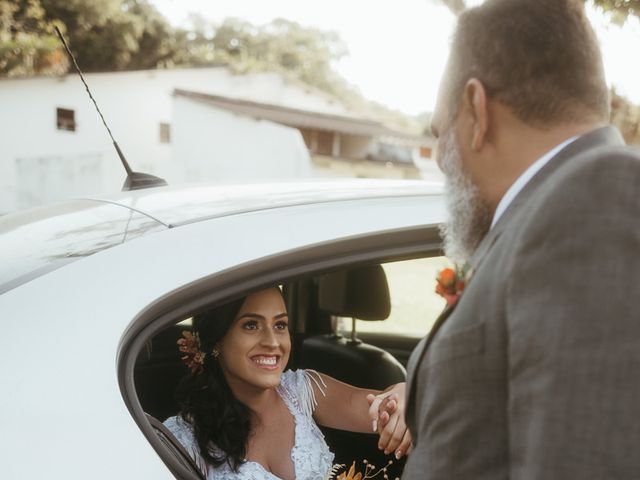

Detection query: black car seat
xmin=299 ymin=264 xmax=406 ymax=389
xmin=135 ymin=324 xmax=191 ymax=420
xmin=298 ymin=265 xmax=407 ymax=471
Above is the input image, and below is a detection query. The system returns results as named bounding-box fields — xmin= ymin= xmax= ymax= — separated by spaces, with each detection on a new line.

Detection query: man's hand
xmin=367 ymin=383 xmax=412 ymax=459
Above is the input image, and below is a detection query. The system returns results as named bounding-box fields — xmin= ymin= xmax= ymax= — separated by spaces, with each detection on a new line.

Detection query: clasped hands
xmin=366 ymin=383 xmax=412 ymax=460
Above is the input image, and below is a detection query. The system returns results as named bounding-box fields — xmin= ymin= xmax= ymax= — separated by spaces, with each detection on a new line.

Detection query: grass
xmin=338 ymin=257 xmax=451 ymax=338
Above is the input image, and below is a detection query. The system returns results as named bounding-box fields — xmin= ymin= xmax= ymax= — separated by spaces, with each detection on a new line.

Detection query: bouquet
xmin=326 ymin=460 xmax=397 ymax=480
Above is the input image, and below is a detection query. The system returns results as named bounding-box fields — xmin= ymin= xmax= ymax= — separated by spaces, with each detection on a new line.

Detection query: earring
xmin=212 ymin=348 xmax=220 ymax=359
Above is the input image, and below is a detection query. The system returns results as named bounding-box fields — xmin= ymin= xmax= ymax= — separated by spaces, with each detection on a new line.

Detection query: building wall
xmin=172 ymin=95 xmax=311 ymax=182
xmin=0 ymin=67 xmax=340 ymax=214
xmin=226 ymin=72 xmax=352 ymax=116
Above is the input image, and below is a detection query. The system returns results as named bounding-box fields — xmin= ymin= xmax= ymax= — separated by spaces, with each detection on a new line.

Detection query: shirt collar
xmin=490 ymin=135 xmax=579 ymax=229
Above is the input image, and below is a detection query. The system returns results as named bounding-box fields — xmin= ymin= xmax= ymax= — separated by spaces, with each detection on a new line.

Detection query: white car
xmin=0 ymin=179 xmax=446 ymax=479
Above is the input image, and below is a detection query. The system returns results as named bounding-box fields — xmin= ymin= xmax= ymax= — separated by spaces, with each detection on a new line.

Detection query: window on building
xmin=316 ymin=130 xmax=334 ymax=156
xmin=56 ymin=108 xmax=76 ymax=132
xmin=159 ymin=122 xmax=171 ymax=144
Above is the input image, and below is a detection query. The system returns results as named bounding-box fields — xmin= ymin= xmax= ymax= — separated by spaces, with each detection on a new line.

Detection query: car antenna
xmin=54 ymin=26 xmax=168 ymax=191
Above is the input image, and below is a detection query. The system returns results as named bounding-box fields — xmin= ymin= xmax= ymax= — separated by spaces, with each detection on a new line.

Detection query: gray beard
xmin=437 ymin=129 xmax=492 ymax=264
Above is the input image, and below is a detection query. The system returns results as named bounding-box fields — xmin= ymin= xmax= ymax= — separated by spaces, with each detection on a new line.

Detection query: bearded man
xmin=403 ymin=0 xmax=640 ymax=478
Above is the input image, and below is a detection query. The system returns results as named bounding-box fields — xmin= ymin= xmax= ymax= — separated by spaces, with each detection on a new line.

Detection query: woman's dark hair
xmin=174 ymin=295 xmax=250 ymax=471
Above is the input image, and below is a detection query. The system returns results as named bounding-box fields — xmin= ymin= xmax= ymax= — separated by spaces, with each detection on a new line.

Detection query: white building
xmin=174 ymin=89 xmax=438 ymax=180
xmin=0 ymin=67 xmax=437 ymax=214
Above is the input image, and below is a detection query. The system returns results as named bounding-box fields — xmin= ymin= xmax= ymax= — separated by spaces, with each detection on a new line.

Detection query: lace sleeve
xmin=163 ymin=416 xmax=208 ymax=476
xmin=294 ymin=369 xmax=328 ymax=419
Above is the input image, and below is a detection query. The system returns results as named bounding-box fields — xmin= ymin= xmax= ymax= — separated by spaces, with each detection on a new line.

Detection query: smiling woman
xmin=156 ymin=287 xmax=410 ymax=480
xmin=168 ymin=289 xmax=295 ymax=475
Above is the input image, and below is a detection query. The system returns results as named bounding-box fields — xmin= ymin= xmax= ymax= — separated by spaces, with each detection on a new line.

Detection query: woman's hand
xmin=367 ymin=383 xmax=412 ymax=459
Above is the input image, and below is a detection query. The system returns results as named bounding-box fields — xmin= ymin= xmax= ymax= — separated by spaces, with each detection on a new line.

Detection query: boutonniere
xmin=435 ymin=263 xmax=473 ymax=308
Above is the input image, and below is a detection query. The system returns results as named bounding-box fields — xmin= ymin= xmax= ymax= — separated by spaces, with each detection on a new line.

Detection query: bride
xmin=164 ymin=286 xmax=411 ymax=479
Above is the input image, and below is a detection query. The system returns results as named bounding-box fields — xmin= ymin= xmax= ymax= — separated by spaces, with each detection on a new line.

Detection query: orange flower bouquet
xmin=326 ymin=460 xmax=397 ymax=480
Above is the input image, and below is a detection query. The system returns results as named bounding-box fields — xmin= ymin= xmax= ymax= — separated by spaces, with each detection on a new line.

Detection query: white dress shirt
xmin=490 ymin=136 xmax=578 ymax=229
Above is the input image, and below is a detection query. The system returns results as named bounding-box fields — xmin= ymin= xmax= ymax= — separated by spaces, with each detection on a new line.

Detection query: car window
xmin=337 ymin=256 xmax=449 ymax=338
xmin=177 ymin=317 xmax=192 ymax=326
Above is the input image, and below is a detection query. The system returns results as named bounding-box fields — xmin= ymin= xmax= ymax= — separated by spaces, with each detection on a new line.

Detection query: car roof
xmin=0 ymin=199 xmax=166 ymax=294
xmin=0 ymin=179 xmax=443 ymax=295
xmin=87 ymin=178 xmax=443 ymax=227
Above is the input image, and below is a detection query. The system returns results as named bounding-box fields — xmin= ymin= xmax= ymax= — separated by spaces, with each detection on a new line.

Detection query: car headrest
xmin=318 ymin=265 xmax=390 ymax=321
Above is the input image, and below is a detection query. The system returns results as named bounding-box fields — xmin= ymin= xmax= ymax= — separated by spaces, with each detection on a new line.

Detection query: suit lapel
xmin=405 ymin=303 xmax=457 ymax=431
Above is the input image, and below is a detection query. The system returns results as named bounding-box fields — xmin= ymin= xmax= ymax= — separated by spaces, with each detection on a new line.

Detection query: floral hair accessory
xmin=435 ymin=263 xmax=472 ymax=308
xmin=177 ymin=330 xmax=206 ymax=375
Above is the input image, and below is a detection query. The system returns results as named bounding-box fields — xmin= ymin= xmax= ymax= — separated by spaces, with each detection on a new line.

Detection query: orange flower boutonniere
xmin=435 ymin=264 xmax=472 ymax=308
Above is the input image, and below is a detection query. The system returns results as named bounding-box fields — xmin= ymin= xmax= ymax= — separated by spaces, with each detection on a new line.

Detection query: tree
xmin=438 ymin=0 xmax=466 ymax=15
xmin=0 ymin=0 xmax=178 ymax=76
xmin=587 ymin=0 xmax=640 ymax=24
xmin=0 ymin=0 xmax=67 ymax=76
xmin=436 ymin=0 xmax=640 ymax=22
xmin=39 ymin=0 xmax=177 ymax=71
xmin=611 ymin=90 xmax=640 ymax=144
xmin=176 ymin=16 xmax=349 ymax=99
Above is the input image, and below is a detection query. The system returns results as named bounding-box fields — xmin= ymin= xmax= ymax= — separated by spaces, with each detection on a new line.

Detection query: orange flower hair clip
xmin=177 ymin=330 xmax=206 ymax=375
xmin=435 ymin=264 xmax=472 ymax=308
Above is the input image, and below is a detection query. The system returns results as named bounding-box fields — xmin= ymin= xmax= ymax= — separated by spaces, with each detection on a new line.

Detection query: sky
xmin=151 ymin=0 xmax=640 ymax=116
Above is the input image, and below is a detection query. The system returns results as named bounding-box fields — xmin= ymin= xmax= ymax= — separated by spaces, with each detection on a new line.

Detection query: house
xmin=171 ymin=89 xmax=437 ymax=181
xmin=0 ymin=67 xmax=438 ymax=214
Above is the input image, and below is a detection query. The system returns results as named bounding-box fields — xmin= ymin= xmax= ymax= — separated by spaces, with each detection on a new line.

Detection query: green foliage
xmin=1 ymin=4 xmax=349 ymax=96
xmin=0 ymin=0 xmax=67 ymax=76
xmin=591 ymin=0 xmax=640 ymax=25
xmin=611 ymin=89 xmax=640 ymax=144
xmin=0 ymin=0 xmax=177 ymax=75
xmin=438 ymin=0 xmax=466 ymax=15
xmin=39 ymin=0 xmax=178 ymax=71
xmin=440 ymin=0 xmax=640 ymax=23
xmin=174 ymin=16 xmax=349 ymax=97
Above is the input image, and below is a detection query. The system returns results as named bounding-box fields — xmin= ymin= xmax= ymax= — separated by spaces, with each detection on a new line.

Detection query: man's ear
xmin=462 ymin=78 xmax=489 ymax=151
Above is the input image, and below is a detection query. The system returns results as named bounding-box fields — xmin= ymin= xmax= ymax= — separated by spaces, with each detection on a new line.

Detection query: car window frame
xmin=117 ymin=224 xmax=441 ymax=479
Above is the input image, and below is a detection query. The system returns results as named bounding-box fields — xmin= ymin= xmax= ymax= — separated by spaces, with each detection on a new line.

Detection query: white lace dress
xmin=163 ymin=369 xmax=335 ymax=480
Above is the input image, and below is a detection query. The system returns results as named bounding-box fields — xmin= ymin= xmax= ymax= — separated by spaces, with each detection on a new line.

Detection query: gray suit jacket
xmin=403 ymin=126 xmax=640 ymax=479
